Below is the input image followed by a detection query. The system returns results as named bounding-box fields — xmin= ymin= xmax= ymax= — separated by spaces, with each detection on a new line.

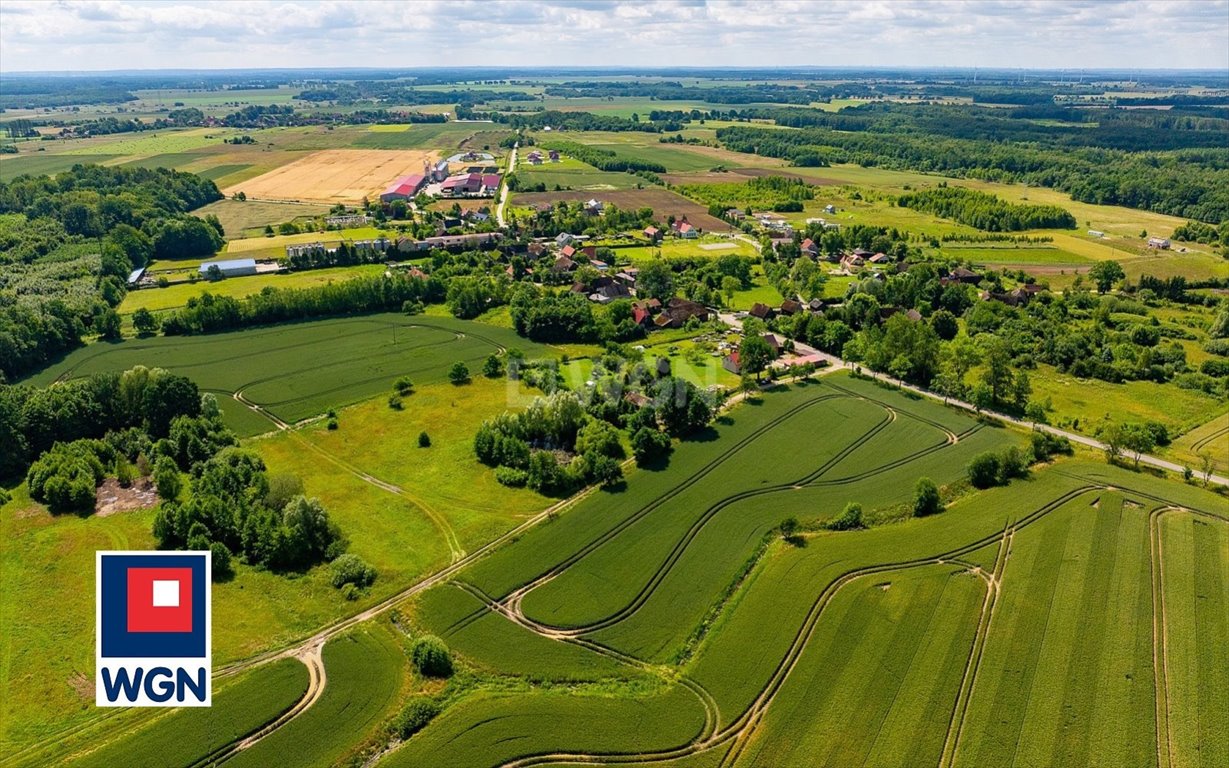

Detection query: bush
xmin=999 ymin=446 xmax=1029 ymax=480
xmin=0 ymin=488 xmax=10 ymax=507
xmin=394 ymin=698 xmax=440 ymax=739
xmin=326 ymin=417 xmax=339 ymax=430
xmin=393 ymin=376 xmax=414 ymax=395
xmin=410 ymin=635 xmax=453 ymax=678
xmin=388 ymin=395 xmax=403 ymax=410
xmin=330 ymin=553 xmax=377 ymax=589
xmin=448 ymin=361 xmax=470 ymax=385
xmin=27 ymin=440 xmax=110 ymax=514
xmin=340 ymin=583 xmax=359 ymax=601
xmin=1030 ymin=431 xmax=1073 ymax=461
xmin=968 ymin=452 xmax=1002 ymax=489
xmin=913 ymin=477 xmax=942 ymax=517
xmin=495 ymin=466 xmax=528 ymax=487
xmin=827 ymin=502 xmax=864 ymax=531
xmin=482 ymin=354 xmax=504 ymax=378
xmin=210 ymin=542 xmax=234 ymax=581
xmin=418 ymin=431 xmax=431 ymax=448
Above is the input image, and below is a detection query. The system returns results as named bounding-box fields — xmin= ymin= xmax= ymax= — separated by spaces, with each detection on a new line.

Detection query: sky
xmin=1 ymin=0 xmax=1227 ymax=73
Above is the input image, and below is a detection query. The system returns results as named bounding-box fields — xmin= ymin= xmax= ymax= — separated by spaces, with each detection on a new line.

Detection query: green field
xmin=54 ymin=658 xmax=309 ymax=768
xmin=227 ymin=624 xmax=407 ymax=768
xmin=25 ymin=314 xmax=548 ymax=435
xmin=0 ymin=153 xmax=120 ymax=180
xmin=119 ymin=265 xmax=387 ymax=315
xmin=192 ymin=198 xmax=331 ymax=237
xmin=517 ymin=156 xmax=641 ymax=191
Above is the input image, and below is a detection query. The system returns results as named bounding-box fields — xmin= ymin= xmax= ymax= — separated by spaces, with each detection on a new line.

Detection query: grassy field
xmin=1164 ymin=411 xmax=1229 ymax=475
xmin=25 ymin=314 xmax=547 ymax=435
xmin=57 ymin=658 xmax=309 ymax=768
xmin=0 ymin=484 xmax=155 ymax=751
xmin=119 ymin=265 xmax=387 ymax=315
xmin=516 ymin=156 xmax=642 ymax=191
xmin=228 ymin=624 xmax=407 ymax=768
xmin=193 ymin=198 xmax=332 ymax=238
xmin=0 ymin=153 xmax=120 ymax=180
xmin=1029 ymin=363 xmax=1225 ymax=437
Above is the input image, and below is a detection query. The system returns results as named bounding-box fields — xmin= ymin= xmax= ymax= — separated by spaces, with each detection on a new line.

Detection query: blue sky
xmin=1 ymin=0 xmax=1227 ymax=72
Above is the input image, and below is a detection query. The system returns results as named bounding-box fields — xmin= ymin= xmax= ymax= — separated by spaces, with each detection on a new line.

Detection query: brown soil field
xmin=224 ymin=148 xmax=438 ymax=204
xmin=512 ymin=188 xmax=729 ymax=231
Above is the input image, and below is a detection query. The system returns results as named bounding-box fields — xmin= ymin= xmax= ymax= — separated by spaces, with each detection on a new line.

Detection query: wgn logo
xmin=96 ymin=551 xmax=212 ymax=707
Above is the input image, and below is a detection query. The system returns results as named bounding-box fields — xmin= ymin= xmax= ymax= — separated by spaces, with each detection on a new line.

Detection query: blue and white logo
xmin=96 ymin=551 xmax=212 ymax=707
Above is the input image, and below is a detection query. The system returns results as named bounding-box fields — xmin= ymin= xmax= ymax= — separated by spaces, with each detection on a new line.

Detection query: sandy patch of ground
xmin=224 ymin=149 xmax=438 ymax=204
xmin=95 ymin=477 xmax=159 ymax=517
xmin=699 ymin=242 xmax=737 ymax=251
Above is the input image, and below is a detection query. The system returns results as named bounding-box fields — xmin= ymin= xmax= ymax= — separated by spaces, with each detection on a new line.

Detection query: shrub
xmin=393 ymin=376 xmax=414 ymax=395
xmin=27 ymin=440 xmax=110 ymax=514
xmin=418 ymin=431 xmax=431 ymax=448
xmin=326 ymin=417 xmax=339 ymax=430
xmin=913 ymin=477 xmax=942 ymax=517
xmin=340 ymin=583 xmax=359 ymax=601
xmin=0 ymin=488 xmax=10 ymax=507
xmin=265 ymin=473 xmax=305 ymax=512
xmin=394 ymin=698 xmax=440 ymax=739
xmin=388 ymin=395 xmax=403 ymax=410
xmin=210 ymin=542 xmax=234 ymax=581
xmin=482 ymin=354 xmax=504 ymax=378
xmin=448 ymin=361 xmax=470 ymax=385
xmin=1030 ymin=431 xmax=1073 ymax=461
xmin=410 ymin=635 xmax=453 ymax=677
xmin=968 ymin=452 xmax=1002 ymax=489
xmin=999 ymin=446 xmax=1029 ymax=480
xmin=494 ymin=466 xmax=529 ymax=487
xmin=330 ymin=553 xmax=377 ymax=589
xmin=827 ymin=502 xmax=864 ymax=531
xmin=153 ymin=455 xmax=182 ymax=500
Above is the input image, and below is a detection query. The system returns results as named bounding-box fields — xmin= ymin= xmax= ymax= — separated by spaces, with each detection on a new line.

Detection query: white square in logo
xmin=152 ymin=580 xmax=180 ymax=608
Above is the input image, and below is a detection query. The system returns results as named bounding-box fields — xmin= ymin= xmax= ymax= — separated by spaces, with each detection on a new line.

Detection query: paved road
xmin=719 ymin=311 xmax=1229 ymax=488
xmin=496 ymin=143 xmax=517 ymax=227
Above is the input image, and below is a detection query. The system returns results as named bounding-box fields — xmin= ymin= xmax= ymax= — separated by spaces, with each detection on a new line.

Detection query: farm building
xmin=126 ymin=267 xmax=146 ymax=287
xmin=326 ymin=213 xmax=370 ymax=228
xmin=526 ymin=151 xmax=544 ymax=165
xmin=1147 ymin=237 xmax=1171 ymax=250
xmin=481 ymin=174 xmax=502 ymax=194
xmin=380 ymin=174 xmax=426 ymax=202
xmin=643 ymin=225 xmax=661 ymax=241
xmin=548 ymin=149 xmax=560 ymax=162
xmin=1088 ymin=229 xmax=1105 ymax=238
xmin=749 ymin=302 xmax=775 ymax=320
xmin=654 ymin=297 xmax=711 ymax=328
xmin=441 ymin=173 xmax=484 ymax=197
xmin=801 ymin=238 xmax=819 ymax=257
xmin=396 ymin=232 xmax=502 ymax=252
xmin=429 ymin=160 xmax=451 ymax=182
xmin=199 ymin=258 xmax=257 ymax=278
xmin=944 ymin=266 xmax=981 ymax=285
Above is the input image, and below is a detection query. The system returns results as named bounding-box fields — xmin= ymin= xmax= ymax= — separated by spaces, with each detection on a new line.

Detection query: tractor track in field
xmin=448 ymin=579 xmax=722 ymax=743
xmin=482 ymin=486 xmax=1103 ymax=768
xmin=446 ymin=388 xmax=974 ymax=639
xmin=498 ymin=404 xmax=977 ymax=642
xmin=1188 ymin=423 xmax=1229 ymax=455
xmin=1145 ymin=503 xmax=1226 ymax=768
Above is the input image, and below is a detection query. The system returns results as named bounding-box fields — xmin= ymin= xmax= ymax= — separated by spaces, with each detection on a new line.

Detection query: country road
xmin=719 ymin=311 xmax=1229 ymax=488
xmin=496 ymin=143 xmax=517 ymax=227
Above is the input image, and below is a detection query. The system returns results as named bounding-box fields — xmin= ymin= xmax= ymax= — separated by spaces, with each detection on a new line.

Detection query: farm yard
xmin=222 ymin=149 xmax=438 ymax=204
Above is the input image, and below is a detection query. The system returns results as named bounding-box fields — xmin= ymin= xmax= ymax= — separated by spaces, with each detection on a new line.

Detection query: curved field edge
xmin=225 ymin=623 xmax=408 ymax=768
xmin=6 ymin=658 xmax=309 ymax=768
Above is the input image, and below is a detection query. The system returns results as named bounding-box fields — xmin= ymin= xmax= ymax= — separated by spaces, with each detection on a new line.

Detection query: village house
xmin=748 ymin=302 xmax=775 ymax=321
xmin=326 ymin=213 xmax=370 ymax=228
xmin=615 ymin=269 xmax=639 ymax=288
xmin=553 ymin=254 xmax=577 ymax=273
xmin=654 ymin=297 xmax=711 ymax=328
xmin=943 ymin=266 xmax=982 ymax=285
xmin=800 ymin=238 xmax=820 ymax=258
xmin=395 ymin=232 xmax=502 ymax=252
xmin=556 ymin=232 xmax=576 ymax=246
xmin=839 ymin=253 xmax=864 ymax=272
xmin=584 ymin=199 xmax=604 ymax=215
xmin=526 ymin=150 xmax=544 ymax=165
xmin=548 ymin=149 xmax=561 ymax=162
xmin=672 ymin=218 xmax=698 ymax=239
xmin=643 ymin=225 xmax=661 ymax=242
xmin=780 ymin=299 xmax=804 ymax=316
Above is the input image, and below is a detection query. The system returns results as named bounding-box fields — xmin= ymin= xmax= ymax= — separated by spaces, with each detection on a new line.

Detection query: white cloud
xmin=0 ymin=0 xmax=1226 ymax=71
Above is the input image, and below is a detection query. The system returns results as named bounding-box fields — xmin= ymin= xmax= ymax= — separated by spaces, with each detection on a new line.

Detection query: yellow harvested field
xmin=223 ymin=149 xmax=437 ymax=203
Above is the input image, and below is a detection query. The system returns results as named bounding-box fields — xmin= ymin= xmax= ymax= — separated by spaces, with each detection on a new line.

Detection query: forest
xmin=895 ymin=186 xmax=1077 ymax=231
xmin=0 ymin=165 xmax=224 ymax=381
